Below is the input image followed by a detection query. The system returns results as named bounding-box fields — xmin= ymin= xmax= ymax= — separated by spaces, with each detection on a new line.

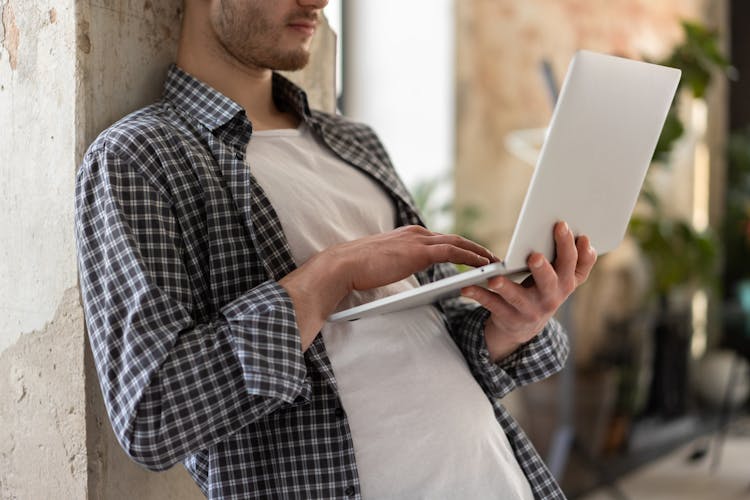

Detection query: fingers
xmin=574 ymin=235 xmax=597 ymax=283
xmin=427 ymin=244 xmax=490 ymax=267
xmin=422 ymin=233 xmax=497 ymax=263
xmin=343 ymin=226 xmax=496 ymax=292
xmin=482 ymin=275 xmax=536 ymax=317
xmin=527 ymin=252 xmax=557 ymax=296
xmin=469 ymin=222 xmax=593 ymax=316
xmin=462 ymin=283 xmax=520 ymax=318
xmin=399 ymin=225 xmax=496 ymax=267
xmin=552 ymin=221 xmax=577 ymax=287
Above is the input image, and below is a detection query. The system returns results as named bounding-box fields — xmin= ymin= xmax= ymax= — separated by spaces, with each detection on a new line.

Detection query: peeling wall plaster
xmin=1 ymin=1 xmax=19 ymax=70
xmin=0 ymin=0 xmax=79 ymax=354
xmin=0 ymin=288 xmax=87 ymax=499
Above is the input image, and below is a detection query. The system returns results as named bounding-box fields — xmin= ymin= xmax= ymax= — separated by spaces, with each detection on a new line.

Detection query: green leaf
xmin=653 ymin=111 xmax=685 ymax=162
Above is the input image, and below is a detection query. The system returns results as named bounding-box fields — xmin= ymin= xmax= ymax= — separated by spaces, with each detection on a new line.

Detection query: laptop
xmin=327 ymin=50 xmax=681 ymax=323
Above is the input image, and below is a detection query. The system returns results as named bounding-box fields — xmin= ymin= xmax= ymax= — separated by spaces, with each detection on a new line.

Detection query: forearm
xmin=472 ymin=314 xmax=569 ymax=399
xmin=484 ymin=319 xmax=527 ymax=363
xmin=278 ymin=250 xmax=352 ymax=350
xmin=87 ymin=281 xmax=310 ymax=470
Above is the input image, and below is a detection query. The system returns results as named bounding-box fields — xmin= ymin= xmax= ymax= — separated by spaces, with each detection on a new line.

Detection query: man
xmin=74 ymin=0 xmax=596 ymax=498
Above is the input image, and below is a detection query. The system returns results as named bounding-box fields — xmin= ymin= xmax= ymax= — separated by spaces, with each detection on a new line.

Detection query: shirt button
xmin=334 ymin=407 xmax=345 ymax=419
xmin=344 ymin=486 xmax=355 ymax=496
xmin=235 ymin=151 xmax=244 ymax=161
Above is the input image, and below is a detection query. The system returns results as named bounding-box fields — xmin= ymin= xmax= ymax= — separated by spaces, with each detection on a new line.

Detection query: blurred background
xmin=325 ymin=1 xmax=750 ymax=498
xmin=2 ymin=0 xmax=750 ymax=498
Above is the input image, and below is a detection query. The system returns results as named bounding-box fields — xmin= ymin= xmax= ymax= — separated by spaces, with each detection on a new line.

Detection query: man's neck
xmin=176 ymin=24 xmax=299 ymax=131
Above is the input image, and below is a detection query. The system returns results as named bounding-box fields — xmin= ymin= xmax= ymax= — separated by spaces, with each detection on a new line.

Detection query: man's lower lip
xmin=288 ymin=25 xmax=315 ymax=36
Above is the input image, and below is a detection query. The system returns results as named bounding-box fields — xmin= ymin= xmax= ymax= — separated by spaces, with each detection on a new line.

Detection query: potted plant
xmin=626 ymin=20 xmax=731 ymax=419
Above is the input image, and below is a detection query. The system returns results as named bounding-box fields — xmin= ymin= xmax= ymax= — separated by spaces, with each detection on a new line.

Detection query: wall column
xmin=0 ymin=2 xmax=335 ymax=498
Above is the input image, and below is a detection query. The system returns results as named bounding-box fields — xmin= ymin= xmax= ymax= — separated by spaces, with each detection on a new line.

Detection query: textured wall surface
xmin=0 ymin=1 xmax=87 ymax=498
xmin=0 ymin=288 xmax=87 ymax=499
xmin=1 ymin=1 xmax=337 ymax=498
xmin=0 ymin=0 xmax=79 ymax=353
xmin=78 ymin=0 xmax=184 ymax=152
xmin=454 ymin=0 xmax=725 ymax=253
xmin=76 ymin=3 xmax=205 ymax=496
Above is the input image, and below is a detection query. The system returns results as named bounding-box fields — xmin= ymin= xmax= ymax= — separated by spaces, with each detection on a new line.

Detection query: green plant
xmin=629 ymin=216 xmax=718 ymax=297
xmin=629 ymin=20 xmax=730 ymax=297
xmin=411 ymin=171 xmax=484 ymax=245
xmin=622 ymin=21 xmax=731 ymax=421
xmin=650 ymin=20 xmax=733 ymax=162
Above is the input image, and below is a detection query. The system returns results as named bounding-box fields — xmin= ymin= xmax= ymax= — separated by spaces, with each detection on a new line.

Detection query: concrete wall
xmin=0 ymin=1 xmax=79 ymax=353
xmin=1 ymin=1 xmax=336 ymax=498
xmin=77 ymin=4 xmax=204 ymax=497
xmin=1 ymin=1 xmax=87 ymax=498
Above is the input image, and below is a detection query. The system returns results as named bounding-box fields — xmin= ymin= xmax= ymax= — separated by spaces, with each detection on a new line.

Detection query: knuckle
xmin=470 ymin=289 xmax=489 ymax=306
xmin=540 ymin=296 xmax=559 ymax=312
xmin=559 ymin=277 xmax=576 ymax=294
xmin=446 ymin=244 xmax=464 ymax=259
xmin=507 ymin=295 xmax=525 ymax=311
xmin=402 ymin=225 xmax=424 ymax=234
xmin=430 ymin=244 xmax=450 ymax=259
xmin=449 ymin=234 xmax=463 ymax=245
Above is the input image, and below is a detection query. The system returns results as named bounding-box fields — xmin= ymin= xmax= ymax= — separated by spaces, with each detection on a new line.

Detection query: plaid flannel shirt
xmin=75 ymin=65 xmax=569 ymax=499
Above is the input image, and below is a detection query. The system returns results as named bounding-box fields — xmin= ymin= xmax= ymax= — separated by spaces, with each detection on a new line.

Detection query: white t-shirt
xmin=246 ymin=123 xmax=533 ymax=499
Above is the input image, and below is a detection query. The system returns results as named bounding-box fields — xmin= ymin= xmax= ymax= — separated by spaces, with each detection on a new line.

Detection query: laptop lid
xmin=502 ymin=50 xmax=680 ymax=270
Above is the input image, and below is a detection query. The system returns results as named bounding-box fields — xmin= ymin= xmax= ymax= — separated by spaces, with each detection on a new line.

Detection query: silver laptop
xmin=328 ymin=50 xmax=680 ymax=323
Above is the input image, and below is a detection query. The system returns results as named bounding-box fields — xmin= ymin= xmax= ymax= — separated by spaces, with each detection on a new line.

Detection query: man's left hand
xmin=461 ymin=221 xmax=597 ymax=362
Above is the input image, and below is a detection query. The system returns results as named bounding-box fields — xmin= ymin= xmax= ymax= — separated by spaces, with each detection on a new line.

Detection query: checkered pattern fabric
xmin=75 ymin=65 xmax=568 ymax=499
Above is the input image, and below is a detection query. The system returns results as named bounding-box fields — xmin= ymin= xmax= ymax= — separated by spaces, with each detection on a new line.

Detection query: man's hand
xmin=461 ymin=221 xmax=597 ymax=362
xmin=279 ymin=225 xmax=495 ymax=351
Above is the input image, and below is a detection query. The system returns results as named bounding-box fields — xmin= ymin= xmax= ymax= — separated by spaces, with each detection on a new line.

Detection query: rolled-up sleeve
xmin=75 ymin=140 xmax=310 ymax=471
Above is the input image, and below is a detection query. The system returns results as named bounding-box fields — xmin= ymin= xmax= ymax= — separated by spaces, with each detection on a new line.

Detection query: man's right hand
xmin=278 ymin=225 xmax=496 ymax=351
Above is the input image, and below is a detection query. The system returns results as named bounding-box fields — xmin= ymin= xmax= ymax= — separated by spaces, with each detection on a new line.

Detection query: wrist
xmin=319 ymin=245 xmax=355 ymax=298
xmin=278 ymin=249 xmax=354 ymax=351
xmin=280 ymin=253 xmax=349 ymax=318
xmin=483 ymin=319 xmax=525 ymax=363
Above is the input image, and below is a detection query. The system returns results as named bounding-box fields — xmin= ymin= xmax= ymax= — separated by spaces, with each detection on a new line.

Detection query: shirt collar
xmin=163 ymin=64 xmax=312 ymax=132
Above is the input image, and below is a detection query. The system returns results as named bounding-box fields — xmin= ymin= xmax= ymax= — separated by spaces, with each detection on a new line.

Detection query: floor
xmin=581 ymin=423 xmax=750 ymax=500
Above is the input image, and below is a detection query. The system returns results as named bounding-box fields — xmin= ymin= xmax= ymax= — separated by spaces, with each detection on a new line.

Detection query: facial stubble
xmin=214 ymin=0 xmax=311 ymax=71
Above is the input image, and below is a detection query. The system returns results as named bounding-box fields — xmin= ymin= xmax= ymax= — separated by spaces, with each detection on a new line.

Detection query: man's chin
xmin=271 ymin=52 xmax=311 ymax=72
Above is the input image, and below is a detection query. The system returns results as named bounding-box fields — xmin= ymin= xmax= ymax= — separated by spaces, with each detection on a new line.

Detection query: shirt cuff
xmin=459 ymin=306 xmax=520 ymax=399
xmin=221 ymin=280 xmax=311 ymax=406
